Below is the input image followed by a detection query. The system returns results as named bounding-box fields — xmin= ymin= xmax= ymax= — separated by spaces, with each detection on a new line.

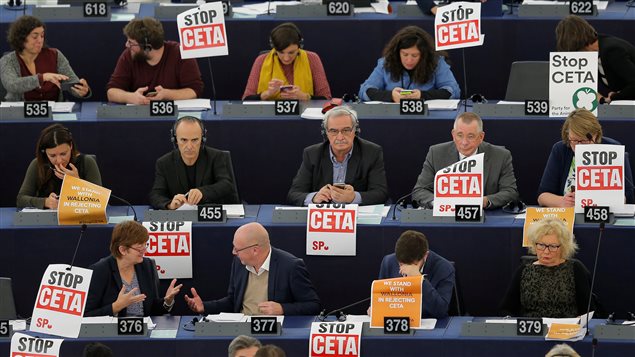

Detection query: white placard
xmin=575 ymin=144 xmax=625 ymax=213
xmin=549 ymin=52 xmax=598 ymax=117
xmin=433 ymin=153 xmax=484 ymax=216
xmin=435 ymin=2 xmax=484 ymax=51
xmin=143 ymin=221 xmax=193 ymax=279
xmin=10 ymin=332 xmax=63 ymax=357
xmin=177 ymin=2 xmax=229 ymax=59
xmin=306 ymin=204 xmax=358 ymax=256
xmin=30 ymin=264 xmax=92 ymax=338
xmin=309 ymin=321 xmax=363 ymax=357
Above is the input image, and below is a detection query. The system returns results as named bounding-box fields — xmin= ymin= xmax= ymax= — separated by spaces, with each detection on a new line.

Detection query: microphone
xmin=585 ymin=221 xmax=604 ymax=335
xmin=205 ymin=58 xmax=218 ymax=116
xmin=592 ymin=338 xmax=598 ymax=357
xmin=390 ymin=183 xmax=432 ymax=221
xmin=266 ymin=0 xmax=272 ymax=15
xmin=109 ymin=193 xmax=138 ymax=221
xmin=317 ymin=297 xmax=371 ymax=322
xmin=182 ymin=315 xmax=207 ymax=331
xmin=66 ymin=224 xmax=88 ymax=271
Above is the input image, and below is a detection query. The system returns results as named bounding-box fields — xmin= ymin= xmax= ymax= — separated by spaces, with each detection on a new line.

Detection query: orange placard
xmin=369 ymin=275 xmax=423 ymax=328
xmin=57 ymin=175 xmax=111 ymax=225
xmin=522 ymin=207 xmax=575 ymax=247
xmin=546 ymin=323 xmax=582 ymax=340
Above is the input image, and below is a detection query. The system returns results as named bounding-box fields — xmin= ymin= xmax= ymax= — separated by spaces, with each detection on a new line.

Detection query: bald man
xmin=185 ymin=223 xmax=321 ymax=315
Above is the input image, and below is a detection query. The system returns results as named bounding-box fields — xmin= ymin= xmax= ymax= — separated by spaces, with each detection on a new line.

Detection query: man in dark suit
xmin=412 ymin=112 xmax=519 ymax=209
xmin=378 ymin=230 xmax=455 ymax=318
xmin=287 ymin=106 xmax=389 ymax=206
xmin=556 ymin=15 xmax=635 ymax=102
xmin=149 ymin=116 xmax=239 ymax=209
xmin=185 ymin=222 xmax=321 ymax=315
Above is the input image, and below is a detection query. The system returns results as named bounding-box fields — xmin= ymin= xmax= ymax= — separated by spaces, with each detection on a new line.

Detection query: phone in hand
xmin=400 ymin=89 xmax=413 ymax=96
xmin=145 ymin=91 xmax=158 ymax=97
xmin=61 ymin=81 xmax=80 ymax=92
xmin=332 ymin=183 xmax=346 ymax=189
xmin=280 ymin=85 xmax=294 ymax=92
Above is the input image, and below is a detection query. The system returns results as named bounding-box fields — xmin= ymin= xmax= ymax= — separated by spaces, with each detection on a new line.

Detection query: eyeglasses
xmin=454 ymin=132 xmax=480 ymax=142
xmin=568 ymin=138 xmax=593 ymax=145
xmin=127 ymin=245 xmax=147 ymax=254
xmin=535 ymin=243 xmax=561 ymax=252
xmin=232 ymin=243 xmax=258 ymax=254
xmin=327 ymin=127 xmax=354 ymax=136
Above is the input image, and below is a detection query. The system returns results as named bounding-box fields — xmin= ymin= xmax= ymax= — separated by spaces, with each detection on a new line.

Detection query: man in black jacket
xmin=149 ymin=116 xmax=239 ymax=209
xmin=287 ymin=106 xmax=388 ymax=206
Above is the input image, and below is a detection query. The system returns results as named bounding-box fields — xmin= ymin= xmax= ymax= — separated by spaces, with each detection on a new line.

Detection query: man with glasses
xmin=184 ymin=222 xmax=321 ymax=315
xmin=412 ymin=112 xmax=519 ymax=209
xmin=107 ymin=17 xmax=203 ymax=105
xmin=287 ymin=106 xmax=389 ymax=206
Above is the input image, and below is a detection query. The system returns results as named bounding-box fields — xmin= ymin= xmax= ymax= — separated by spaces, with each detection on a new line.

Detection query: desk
xmin=1 ymin=205 xmax=633 ymax=321
xmin=1 ymin=3 xmax=633 ymax=102
xmin=0 ymin=317 xmax=632 ymax=356
xmin=1 ymin=103 xmax=633 ymax=207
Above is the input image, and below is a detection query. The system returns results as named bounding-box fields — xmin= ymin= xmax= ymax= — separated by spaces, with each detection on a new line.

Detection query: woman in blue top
xmin=359 ymin=26 xmax=460 ymax=103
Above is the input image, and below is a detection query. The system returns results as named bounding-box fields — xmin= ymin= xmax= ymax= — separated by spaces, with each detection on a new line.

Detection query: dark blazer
xmin=287 ymin=137 xmax=389 ymax=206
xmin=85 ymin=256 xmax=168 ymax=317
xmin=149 ymin=146 xmax=239 ymax=209
xmin=378 ymin=251 xmax=455 ymax=318
xmin=412 ymin=141 xmax=520 ymax=208
xmin=203 ymin=247 xmax=321 ymax=316
xmin=537 ymin=137 xmax=634 ymax=203
xmin=598 ymin=34 xmax=635 ymax=101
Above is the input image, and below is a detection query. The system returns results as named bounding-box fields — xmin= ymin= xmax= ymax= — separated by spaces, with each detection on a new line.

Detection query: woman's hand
xmin=42 ymin=73 xmax=69 ymax=88
xmin=54 ymin=162 xmax=79 ymax=180
xmin=71 ymin=78 xmax=90 ymax=97
xmin=164 ymin=279 xmax=183 ymax=305
xmin=112 ymin=286 xmax=146 ymax=314
xmin=44 ymin=192 xmax=59 ymax=209
xmin=280 ymin=85 xmax=310 ymax=101
xmin=391 ymin=87 xmax=404 ymax=103
xmin=261 ymin=79 xmax=284 ymax=100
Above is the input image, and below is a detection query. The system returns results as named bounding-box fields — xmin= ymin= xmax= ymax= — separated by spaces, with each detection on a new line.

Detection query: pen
xmin=184 ymin=192 xmax=190 ymax=198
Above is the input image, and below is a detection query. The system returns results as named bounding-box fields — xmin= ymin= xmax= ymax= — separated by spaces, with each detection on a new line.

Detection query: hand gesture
xmin=399 ymin=263 xmax=422 ymax=277
xmin=54 ymin=162 xmax=79 ymax=179
xmin=184 ymin=287 xmax=204 ymax=314
xmin=261 ymin=79 xmax=284 ymax=100
xmin=164 ymin=279 xmax=183 ymax=305
xmin=187 ymin=189 xmax=203 ymax=205
xmin=391 ymin=87 xmax=404 ymax=103
xmin=279 ymin=85 xmax=309 ymax=100
xmin=113 ymin=286 xmax=146 ymax=314
xmin=562 ymin=191 xmax=575 ymax=207
xmin=168 ymin=194 xmax=187 ymax=210
xmin=151 ymin=85 xmax=171 ymax=101
xmin=130 ymin=86 xmax=150 ymax=105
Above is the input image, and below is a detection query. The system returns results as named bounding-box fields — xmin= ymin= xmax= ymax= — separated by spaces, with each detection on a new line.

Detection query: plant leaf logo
xmin=572 ymin=87 xmax=598 ymax=111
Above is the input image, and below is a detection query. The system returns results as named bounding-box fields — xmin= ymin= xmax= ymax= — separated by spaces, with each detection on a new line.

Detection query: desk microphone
xmin=585 ymin=221 xmax=605 ymax=335
xmin=66 ymin=224 xmax=88 ymax=271
xmin=205 ymin=58 xmax=218 ymax=116
xmin=390 ymin=184 xmax=431 ymax=221
xmin=317 ymin=297 xmax=371 ymax=322
xmin=109 ymin=193 xmax=138 ymax=221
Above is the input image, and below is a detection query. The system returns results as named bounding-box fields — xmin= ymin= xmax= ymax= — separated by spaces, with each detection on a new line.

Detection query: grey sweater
xmin=0 ymin=48 xmax=87 ymax=101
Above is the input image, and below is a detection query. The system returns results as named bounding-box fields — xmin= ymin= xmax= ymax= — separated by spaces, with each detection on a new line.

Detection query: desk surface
xmin=0 ymin=316 xmax=632 ymax=356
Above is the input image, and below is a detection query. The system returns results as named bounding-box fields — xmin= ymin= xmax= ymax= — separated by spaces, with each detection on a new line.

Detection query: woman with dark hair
xmin=16 ymin=124 xmax=101 ymax=209
xmin=242 ymin=22 xmax=331 ymax=101
xmin=85 ymin=220 xmax=182 ymax=317
xmin=359 ymin=26 xmax=460 ymax=103
xmin=0 ymin=15 xmax=91 ymax=101
xmin=555 ymin=15 xmax=635 ymax=102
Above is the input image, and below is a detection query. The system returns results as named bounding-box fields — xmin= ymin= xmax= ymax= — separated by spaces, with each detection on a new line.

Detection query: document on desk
xmin=426 ymin=99 xmax=460 ymax=110
xmin=357 ymin=205 xmax=390 ymax=225
xmin=207 ymin=313 xmax=246 ymax=322
xmin=175 ymin=99 xmax=211 ymax=111
xmin=301 ymin=107 xmax=325 ymax=120
xmin=610 ymin=100 xmax=635 ymax=106
xmin=232 ymin=1 xmax=302 ymax=15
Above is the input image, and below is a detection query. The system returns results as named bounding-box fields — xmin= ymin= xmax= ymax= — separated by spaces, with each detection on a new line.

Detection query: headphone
xmin=269 ymin=23 xmax=304 ymax=50
xmin=502 ymin=200 xmax=527 ymax=214
xmin=320 ymin=106 xmax=361 ymax=140
xmin=138 ymin=19 xmax=153 ymax=52
xmin=470 ymin=93 xmax=487 ymax=104
xmin=170 ymin=116 xmax=207 ymax=149
xmin=40 ymin=126 xmax=73 ymax=154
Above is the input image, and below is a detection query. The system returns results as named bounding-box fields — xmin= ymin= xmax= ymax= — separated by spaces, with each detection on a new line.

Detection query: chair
xmin=448 ymin=261 xmax=465 ymax=316
xmin=0 ymin=277 xmax=17 ymax=320
xmin=221 ymin=150 xmax=241 ymax=204
xmin=504 ymin=61 xmax=549 ymax=101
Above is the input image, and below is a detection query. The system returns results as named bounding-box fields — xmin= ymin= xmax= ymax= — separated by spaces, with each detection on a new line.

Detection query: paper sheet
xmin=175 ymin=99 xmax=212 ymax=111
xmin=426 ymin=99 xmax=460 ymax=110
xmin=301 ymin=107 xmax=325 ymax=120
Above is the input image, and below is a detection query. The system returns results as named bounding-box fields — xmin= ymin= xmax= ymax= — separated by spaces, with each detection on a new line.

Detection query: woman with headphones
xmin=17 ymin=124 xmax=102 ymax=209
xmin=359 ymin=26 xmax=460 ymax=103
xmin=242 ymin=22 xmax=331 ymax=101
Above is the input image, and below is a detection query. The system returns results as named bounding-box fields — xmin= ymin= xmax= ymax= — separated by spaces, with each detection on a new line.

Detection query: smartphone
xmin=146 ymin=91 xmax=158 ymax=97
xmin=61 ymin=81 xmax=80 ymax=92
xmin=400 ymin=89 xmax=413 ymax=95
xmin=332 ymin=183 xmax=346 ymax=189
xmin=280 ymin=85 xmax=294 ymax=92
